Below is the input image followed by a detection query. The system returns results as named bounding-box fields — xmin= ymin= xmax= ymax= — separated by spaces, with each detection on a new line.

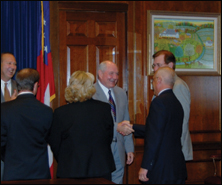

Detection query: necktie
xmin=108 ymin=90 xmax=116 ymax=122
xmin=4 ymin=83 xmax=11 ymax=101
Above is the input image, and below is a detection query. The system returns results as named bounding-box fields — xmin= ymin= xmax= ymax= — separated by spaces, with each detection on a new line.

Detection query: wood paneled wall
xmin=126 ymin=1 xmax=221 ymax=184
xmin=50 ymin=1 xmax=221 ymax=184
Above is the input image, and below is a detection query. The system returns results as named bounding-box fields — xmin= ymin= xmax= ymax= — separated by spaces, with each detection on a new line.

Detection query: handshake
xmin=117 ymin=121 xmax=134 ymax=136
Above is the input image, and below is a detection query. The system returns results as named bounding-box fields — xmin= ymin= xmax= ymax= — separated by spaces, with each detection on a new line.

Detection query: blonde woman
xmin=48 ymin=71 xmax=115 ymax=180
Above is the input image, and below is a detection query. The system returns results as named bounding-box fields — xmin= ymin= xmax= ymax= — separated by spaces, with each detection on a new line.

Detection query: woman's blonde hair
xmin=65 ymin=71 xmax=96 ymax=103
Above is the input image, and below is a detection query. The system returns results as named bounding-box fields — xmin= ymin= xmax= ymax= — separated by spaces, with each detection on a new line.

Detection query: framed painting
xmin=147 ymin=11 xmax=221 ymax=75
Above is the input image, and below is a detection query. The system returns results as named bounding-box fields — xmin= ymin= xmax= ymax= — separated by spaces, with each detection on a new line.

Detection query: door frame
xmin=50 ymin=1 xmax=128 ymax=109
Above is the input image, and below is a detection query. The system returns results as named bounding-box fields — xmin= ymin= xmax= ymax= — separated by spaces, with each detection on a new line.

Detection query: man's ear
xmin=98 ymin=70 xmax=103 ymax=79
xmin=168 ymin=62 xmax=174 ymax=69
xmin=33 ymin=82 xmax=38 ymax=95
xmin=157 ymin=76 xmax=162 ymax=84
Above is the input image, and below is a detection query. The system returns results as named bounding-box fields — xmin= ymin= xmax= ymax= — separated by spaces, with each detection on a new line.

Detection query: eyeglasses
xmin=152 ymin=63 xmax=165 ymax=69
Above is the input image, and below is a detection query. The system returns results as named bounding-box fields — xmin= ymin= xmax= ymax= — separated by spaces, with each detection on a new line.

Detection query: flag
xmin=36 ymin=1 xmax=55 ymax=179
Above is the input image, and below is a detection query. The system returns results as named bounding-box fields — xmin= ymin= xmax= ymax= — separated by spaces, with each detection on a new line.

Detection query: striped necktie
xmin=108 ymin=90 xmax=116 ymax=122
xmin=4 ymin=83 xmax=11 ymax=101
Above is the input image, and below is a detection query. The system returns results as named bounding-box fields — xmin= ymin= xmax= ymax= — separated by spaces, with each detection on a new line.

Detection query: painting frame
xmin=147 ymin=10 xmax=221 ymax=75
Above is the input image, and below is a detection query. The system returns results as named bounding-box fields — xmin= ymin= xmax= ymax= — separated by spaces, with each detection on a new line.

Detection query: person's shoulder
xmin=91 ymin=98 xmax=110 ymax=107
xmin=174 ymin=75 xmax=190 ymax=91
xmin=175 ymin=75 xmax=188 ymax=86
xmin=114 ymin=85 xmax=124 ymax=91
xmin=93 ymin=82 xmax=100 ymax=88
xmin=113 ymin=86 xmax=127 ymax=95
xmin=1 ymin=98 xmax=17 ymax=107
xmin=154 ymin=90 xmax=174 ymax=102
xmin=54 ymin=103 xmax=71 ymax=112
xmin=11 ymin=79 xmax=16 ymax=83
xmin=89 ymin=99 xmax=111 ymax=113
xmin=1 ymin=100 xmax=10 ymax=110
xmin=35 ymin=99 xmax=53 ymax=112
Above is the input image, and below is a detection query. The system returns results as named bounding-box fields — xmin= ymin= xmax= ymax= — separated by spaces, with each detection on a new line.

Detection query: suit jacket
xmin=150 ymin=75 xmax=193 ymax=161
xmin=1 ymin=79 xmax=17 ymax=103
xmin=1 ymin=79 xmax=17 ymax=181
xmin=174 ymin=74 xmax=193 ymax=161
xmin=1 ymin=94 xmax=53 ymax=181
xmin=140 ymin=89 xmax=187 ymax=183
xmin=93 ymin=82 xmax=134 ymax=167
xmin=48 ymin=99 xmax=116 ymax=178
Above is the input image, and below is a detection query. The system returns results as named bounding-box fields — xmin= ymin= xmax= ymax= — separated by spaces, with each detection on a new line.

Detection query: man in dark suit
xmin=1 ymin=52 xmax=18 ymax=180
xmin=152 ymin=50 xmax=193 ymax=161
xmin=138 ymin=66 xmax=187 ymax=184
xmin=1 ymin=68 xmax=53 ymax=181
xmin=119 ymin=67 xmax=187 ymax=184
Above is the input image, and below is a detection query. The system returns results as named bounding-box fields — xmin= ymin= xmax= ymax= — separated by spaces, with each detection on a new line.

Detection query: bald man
xmin=121 ymin=67 xmax=187 ymax=184
xmin=152 ymin=50 xmax=193 ymax=162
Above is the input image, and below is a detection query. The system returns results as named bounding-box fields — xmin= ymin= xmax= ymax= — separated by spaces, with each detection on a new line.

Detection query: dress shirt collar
xmin=18 ymin=91 xmax=34 ymax=96
xmin=1 ymin=79 xmax=11 ymax=85
xmin=98 ymin=80 xmax=115 ymax=100
xmin=1 ymin=79 xmax=12 ymax=95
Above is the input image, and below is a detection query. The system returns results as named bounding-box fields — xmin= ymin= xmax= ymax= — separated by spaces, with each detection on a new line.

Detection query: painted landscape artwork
xmin=152 ymin=16 xmax=216 ymax=70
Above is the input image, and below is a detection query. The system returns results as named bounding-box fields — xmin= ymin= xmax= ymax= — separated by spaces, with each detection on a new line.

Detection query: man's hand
xmin=126 ymin=152 xmax=134 ymax=165
xmin=138 ymin=168 xmax=149 ymax=182
xmin=117 ymin=120 xmax=134 ymax=136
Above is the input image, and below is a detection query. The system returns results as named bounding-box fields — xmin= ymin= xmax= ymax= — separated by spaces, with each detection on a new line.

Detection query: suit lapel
xmin=10 ymin=80 xmax=17 ymax=95
xmin=112 ymin=87 xmax=119 ymax=121
xmin=94 ymin=82 xmax=118 ymax=122
xmin=94 ymin=82 xmax=108 ymax=103
xmin=1 ymin=89 xmax=4 ymax=102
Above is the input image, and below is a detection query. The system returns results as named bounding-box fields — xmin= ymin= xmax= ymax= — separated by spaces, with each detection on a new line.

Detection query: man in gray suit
xmin=152 ymin=50 xmax=193 ymax=161
xmin=1 ymin=52 xmax=18 ymax=180
xmin=93 ymin=60 xmax=134 ymax=184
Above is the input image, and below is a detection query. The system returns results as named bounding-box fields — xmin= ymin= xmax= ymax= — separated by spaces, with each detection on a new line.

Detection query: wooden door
xmin=59 ymin=10 xmax=127 ymax=106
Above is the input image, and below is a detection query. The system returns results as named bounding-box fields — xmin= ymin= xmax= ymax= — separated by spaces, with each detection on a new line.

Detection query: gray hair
xmin=156 ymin=66 xmax=175 ymax=87
xmin=97 ymin=60 xmax=110 ymax=74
